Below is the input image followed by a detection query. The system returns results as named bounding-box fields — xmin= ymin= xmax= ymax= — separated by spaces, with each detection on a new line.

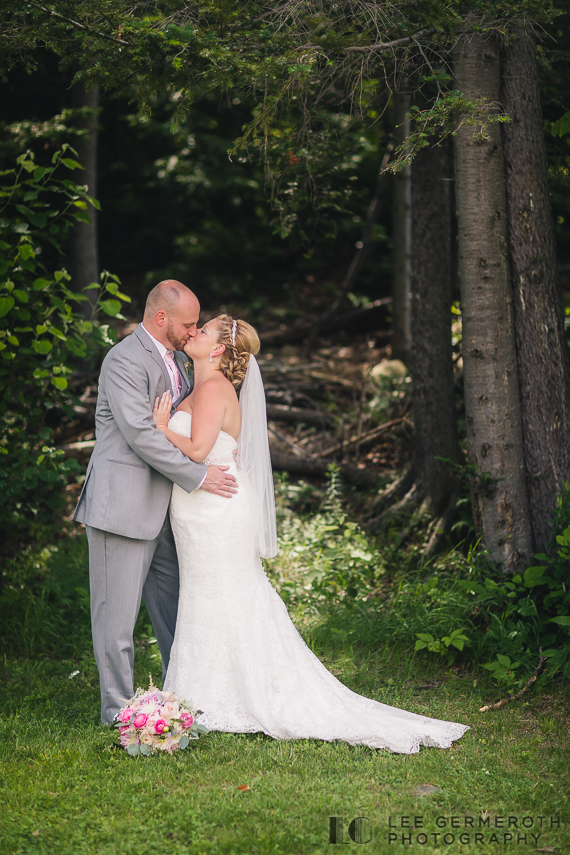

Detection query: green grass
xmin=1 ymin=643 xmax=569 ymax=855
xmin=1 ymin=497 xmax=569 ymax=854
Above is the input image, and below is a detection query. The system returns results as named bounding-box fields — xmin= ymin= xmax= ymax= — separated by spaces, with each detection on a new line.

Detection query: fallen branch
xmin=270 ymin=450 xmax=380 ymax=488
xmin=266 ymin=404 xmax=333 ymax=427
xmin=268 ymin=426 xmax=316 ymax=458
xmin=259 ymin=299 xmax=391 ymax=347
xmin=320 ymin=416 xmax=410 ymax=458
xmin=479 ymin=654 xmax=547 ymax=712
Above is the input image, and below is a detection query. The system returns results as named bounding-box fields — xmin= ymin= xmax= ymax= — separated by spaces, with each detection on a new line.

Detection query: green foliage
xmin=0 ymin=532 xmax=156 ymax=658
xmin=0 ymin=537 xmax=92 ymax=657
xmin=550 ymin=110 xmax=570 ymax=138
xmin=0 ymin=147 xmax=128 ymax=553
xmin=482 ymin=653 xmax=521 ymax=691
xmin=457 ymin=486 xmax=570 ymax=684
xmin=414 ymin=628 xmax=471 ymax=665
xmin=1 ymin=0 xmax=561 ymax=232
xmin=274 ymin=466 xmax=381 ymax=615
xmin=392 ymin=90 xmax=510 ymax=173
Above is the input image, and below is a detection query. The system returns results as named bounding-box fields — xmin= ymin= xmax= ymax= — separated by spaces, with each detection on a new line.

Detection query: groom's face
xmin=164 ymin=300 xmax=200 ymax=351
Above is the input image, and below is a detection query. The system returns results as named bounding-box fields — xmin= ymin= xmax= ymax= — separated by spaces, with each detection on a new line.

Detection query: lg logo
xmin=329 ymin=817 xmax=372 ymax=845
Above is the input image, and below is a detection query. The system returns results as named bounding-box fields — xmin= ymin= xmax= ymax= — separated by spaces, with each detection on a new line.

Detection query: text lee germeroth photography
xmin=329 ymin=815 xmax=562 ymax=847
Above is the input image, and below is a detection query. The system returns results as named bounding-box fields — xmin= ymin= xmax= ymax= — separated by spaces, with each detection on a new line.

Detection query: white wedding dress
xmin=164 ymin=411 xmax=469 ymax=753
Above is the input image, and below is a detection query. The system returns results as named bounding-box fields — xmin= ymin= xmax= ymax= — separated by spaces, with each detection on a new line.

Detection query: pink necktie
xmin=164 ymin=351 xmax=182 ymax=398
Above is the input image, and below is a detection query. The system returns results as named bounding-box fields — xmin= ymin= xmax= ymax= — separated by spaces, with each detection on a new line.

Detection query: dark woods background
xmin=0 ymin=55 xmax=390 ymax=315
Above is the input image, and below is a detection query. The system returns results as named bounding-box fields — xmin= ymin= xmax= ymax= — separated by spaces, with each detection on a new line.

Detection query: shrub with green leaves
xmin=414 ymin=628 xmax=471 ymax=665
xmin=0 ymin=146 xmax=129 ymax=558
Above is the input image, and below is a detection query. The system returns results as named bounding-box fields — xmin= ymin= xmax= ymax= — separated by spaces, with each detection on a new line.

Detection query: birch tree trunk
xmin=453 ymin=31 xmax=532 ymax=570
xmin=391 ymin=90 xmax=412 ymax=367
xmin=411 ymin=139 xmax=460 ymax=515
xmin=502 ymin=28 xmax=570 ymax=552
xmin=69 ymin=80 xmax=99 ymax=315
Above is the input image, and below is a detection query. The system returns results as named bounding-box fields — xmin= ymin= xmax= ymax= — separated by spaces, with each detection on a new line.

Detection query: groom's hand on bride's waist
xmin=201 ymin=465 xmax=238 ymax=497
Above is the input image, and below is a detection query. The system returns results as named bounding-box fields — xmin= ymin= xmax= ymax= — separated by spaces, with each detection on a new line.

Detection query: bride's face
xmin=184 ymin=318 xmax=222 ymax=360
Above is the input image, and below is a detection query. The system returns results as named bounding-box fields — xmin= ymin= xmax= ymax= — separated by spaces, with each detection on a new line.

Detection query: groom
xmin=74 ymin=280 xmax=237 ymax=724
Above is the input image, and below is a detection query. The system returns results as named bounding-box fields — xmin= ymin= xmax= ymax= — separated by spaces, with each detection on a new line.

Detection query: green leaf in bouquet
xmin=127 ymin=744 xmax=140 ymax=756
xmin=139 ymin=744 xmax=152 ymax=756
xmin=196 ymin=724 xmax=209 ymax=734
xmin=179 ymin=735 xmax=189 ymax=749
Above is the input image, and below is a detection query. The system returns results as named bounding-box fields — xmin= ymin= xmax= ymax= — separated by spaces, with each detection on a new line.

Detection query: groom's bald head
xmin=144 ymin=280 xmax=198 ymax=318
xmin=143 ymin=280 xmax=200 ymax=350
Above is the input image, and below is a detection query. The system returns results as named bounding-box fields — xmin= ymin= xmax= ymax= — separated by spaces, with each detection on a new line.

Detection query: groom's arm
xmin=102 ymin=346 xmax=207 ymax=493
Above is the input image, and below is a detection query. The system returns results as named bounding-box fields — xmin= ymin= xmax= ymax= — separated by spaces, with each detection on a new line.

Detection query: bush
xmin=0 ymin=146 xmax=129 ymax=561
xmin=0 ymin=536 xmax=92 ymax=657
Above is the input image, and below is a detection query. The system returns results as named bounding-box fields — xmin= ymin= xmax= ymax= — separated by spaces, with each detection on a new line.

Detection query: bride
xmin=152 ymin=314 xmax=469 ymax=753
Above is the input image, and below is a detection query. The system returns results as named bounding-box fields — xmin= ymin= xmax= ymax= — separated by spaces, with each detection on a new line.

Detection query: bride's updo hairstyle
xmin=215 ymin=314 xmax=260 ymax=387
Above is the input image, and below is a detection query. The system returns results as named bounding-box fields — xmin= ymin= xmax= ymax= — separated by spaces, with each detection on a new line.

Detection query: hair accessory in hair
xmin=231 ymin=319 xmax=237 ymax=346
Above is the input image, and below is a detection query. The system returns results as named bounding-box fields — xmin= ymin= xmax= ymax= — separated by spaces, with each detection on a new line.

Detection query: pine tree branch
xmin=26 ymin=1 xmax=130 ymax=46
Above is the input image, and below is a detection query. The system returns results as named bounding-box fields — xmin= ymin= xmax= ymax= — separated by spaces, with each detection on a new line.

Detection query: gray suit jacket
xmin=73 ymin=324 xmax=207 ymax=540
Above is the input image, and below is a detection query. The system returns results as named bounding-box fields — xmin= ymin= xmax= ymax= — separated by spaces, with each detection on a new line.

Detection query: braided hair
xmin=215 ymin=314 xmax=260 ymax=387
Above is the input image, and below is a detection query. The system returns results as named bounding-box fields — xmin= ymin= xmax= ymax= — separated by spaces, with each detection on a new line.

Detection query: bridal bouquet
xmin=114 ymin=680 xmax=208 ymax=756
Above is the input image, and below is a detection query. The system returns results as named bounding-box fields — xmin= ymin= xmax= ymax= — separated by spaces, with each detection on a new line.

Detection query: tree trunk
xmin=69 ymin=80 xmax=99 ymax=314
xmin=411 ymin=139 xmax=460 ymax=514
xmin=453 ymin=31 xmax=532 ymax=571
xmin=502 ymin=28 xmax=570 ymax=552
xmin=391 ymin=90 xmax=413 ymax=367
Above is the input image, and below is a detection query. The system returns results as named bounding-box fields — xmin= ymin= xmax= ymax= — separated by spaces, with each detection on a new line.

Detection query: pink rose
xmin=180 ymin=713 xmax=194 ymax=729
xmin=133 ymin=713 xmax=148 ymax=729
xmin=154 ymin=718 xmax=168 ymax=734
xmin=118 ymin=707 xmax=134 ymax=723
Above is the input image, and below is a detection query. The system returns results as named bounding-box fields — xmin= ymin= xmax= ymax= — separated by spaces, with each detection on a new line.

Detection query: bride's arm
xmin=153 ymin=383 xmax=225 ymax=462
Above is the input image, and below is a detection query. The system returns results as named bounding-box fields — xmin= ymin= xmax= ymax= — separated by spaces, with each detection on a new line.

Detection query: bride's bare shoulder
xmin=197 ymin=374 xmax=236 ymax=400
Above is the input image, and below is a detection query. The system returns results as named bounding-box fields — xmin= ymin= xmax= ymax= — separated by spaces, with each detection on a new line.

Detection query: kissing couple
xmin=74 ymin=279 xmax=469 ymax=753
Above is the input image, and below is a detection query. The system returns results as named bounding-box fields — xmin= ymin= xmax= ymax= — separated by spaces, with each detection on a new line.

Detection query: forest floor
xmin=1 ymin=634 xmax=568 ymax=855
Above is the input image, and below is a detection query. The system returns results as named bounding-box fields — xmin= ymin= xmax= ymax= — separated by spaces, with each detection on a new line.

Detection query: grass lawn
xmin=0 ymin=640 xmax=568 ymax=855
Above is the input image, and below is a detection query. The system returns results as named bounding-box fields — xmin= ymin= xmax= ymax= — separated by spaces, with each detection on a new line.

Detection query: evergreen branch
xmin=25 ymin=1 xmax=130 ymax=46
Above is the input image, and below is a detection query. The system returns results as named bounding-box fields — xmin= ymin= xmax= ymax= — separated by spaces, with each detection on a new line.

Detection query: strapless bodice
xmin=168 ymin=410 xmax=237 ymax=467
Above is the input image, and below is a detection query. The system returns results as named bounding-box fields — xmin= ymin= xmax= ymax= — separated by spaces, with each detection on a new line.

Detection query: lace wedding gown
xmin=164 ymin=411 xmax=469 ymax=753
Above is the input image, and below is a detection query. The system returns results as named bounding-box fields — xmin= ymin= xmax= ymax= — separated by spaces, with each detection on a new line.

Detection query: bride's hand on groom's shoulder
xmin=201 ymin=465 xmax=238 ymax=498
xmin=153 ymin=391 xmax=172 ymax=430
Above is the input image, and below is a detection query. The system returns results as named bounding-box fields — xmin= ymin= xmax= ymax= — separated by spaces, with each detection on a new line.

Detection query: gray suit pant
xmin=86 ymin=515 xmax=179 ymax=724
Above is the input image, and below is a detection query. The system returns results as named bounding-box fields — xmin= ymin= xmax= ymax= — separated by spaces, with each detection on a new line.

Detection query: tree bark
xmin=69 ymin=80 xmax=100 ymax=314
xmin=453 ymin=31 xmax=532 ymax=571
xmin=391 ymin=90 xmax=413 ymax=366
xmin=411 ymin=139 xmax=461 ymax=514
xmin=502 ymin=28 xmax=570 ymax=553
